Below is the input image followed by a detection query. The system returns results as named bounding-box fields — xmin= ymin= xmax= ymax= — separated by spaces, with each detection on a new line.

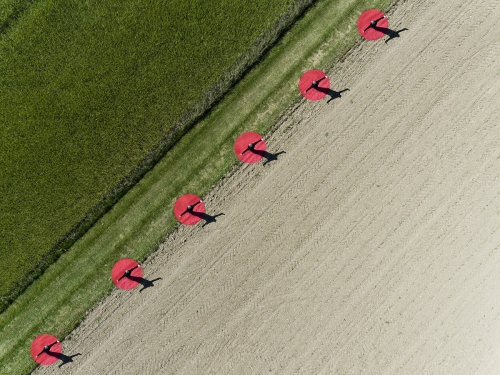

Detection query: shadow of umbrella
xmin=128 ymin=276 xmax=162 ymax=293
xmin=191 ymin=212 xmax=225 ymax=227
xmin=57 ymin=353 xmax=81 ymax=368
xmin=384 ymin=27 xmax=408 ymax=43
xmin=253 ymin=150 xmax=286 ymax=166
xmin=373 ymin=25 xmax=409 ymax=43
xmin=315 ymin=87 xmax=350 ymax=103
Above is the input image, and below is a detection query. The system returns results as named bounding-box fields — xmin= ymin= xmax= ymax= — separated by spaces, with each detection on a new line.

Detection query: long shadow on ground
xmin=253 ymin=150 xmax=286 ymax=165
xmin=127 ymin=276 xmax=162 ymax=293
xmin=373 ymin=26 xmax=409 ymax=43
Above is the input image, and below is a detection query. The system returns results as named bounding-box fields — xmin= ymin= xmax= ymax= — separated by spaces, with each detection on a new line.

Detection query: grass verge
xmin=0 ymin=0 xmax=395 ymax=373
xmin=0 ymin=0 xmax=303 ymax=311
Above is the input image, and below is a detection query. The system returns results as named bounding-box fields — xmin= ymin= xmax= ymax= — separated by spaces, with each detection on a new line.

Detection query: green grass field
xmin=0 ymin=0 xmax=396 ymax=373
xmin=0 ymin=0 xmax=303 ymax=311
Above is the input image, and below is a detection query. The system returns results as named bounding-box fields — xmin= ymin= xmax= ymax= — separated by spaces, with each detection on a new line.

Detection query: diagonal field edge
xmin=0 ymin=0 xmax=398 ymax=373
xmin=0 ymin=0 xmax=317 ymax=313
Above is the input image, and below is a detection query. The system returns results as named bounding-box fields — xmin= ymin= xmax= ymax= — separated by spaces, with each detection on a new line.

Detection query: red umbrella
xmin=234 ymin=132 xmax=266 ymax=163
xmin=298 ymin=69 xmax=330 ymax=100
xmin=358 ymin=9 xmax=388 ymax=40
xmin=31 ymin=334 xmax=62 ymax=365
xmin=111 ymin=258 xmax=143 ymax=290
xmin=173 ymin=194 xmax=205 ymax=225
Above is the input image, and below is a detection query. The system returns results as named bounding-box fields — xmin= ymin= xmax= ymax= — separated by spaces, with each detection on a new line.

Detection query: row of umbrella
xmin=31 ymin=8 xmax=391 ymax=366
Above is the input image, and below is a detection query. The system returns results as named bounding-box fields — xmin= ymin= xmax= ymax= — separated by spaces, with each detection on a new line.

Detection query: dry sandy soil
xmin=34 ymin=0 xmax=500 ymax=373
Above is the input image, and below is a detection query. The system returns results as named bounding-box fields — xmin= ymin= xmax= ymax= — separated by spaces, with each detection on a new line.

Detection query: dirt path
xmin=34 ymin=0 xmax=500 ymax=373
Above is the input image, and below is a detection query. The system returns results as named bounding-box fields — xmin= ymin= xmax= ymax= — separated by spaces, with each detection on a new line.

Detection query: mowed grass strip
xmin=0 ymin=0 xmax=301 ymax=310
xmin=0 ymin=0 xmax=395 ymax=373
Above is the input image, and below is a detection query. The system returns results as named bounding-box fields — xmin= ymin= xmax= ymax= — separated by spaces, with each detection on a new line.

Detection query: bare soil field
xmin=34 ymin=0 xmax=500 ymax=373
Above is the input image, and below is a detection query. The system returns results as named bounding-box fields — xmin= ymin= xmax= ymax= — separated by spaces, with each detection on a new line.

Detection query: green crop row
xmin=0 ymin=0 xmax=397 ymax=373
xmin=0 ymin=0 xmax=302 ymax=312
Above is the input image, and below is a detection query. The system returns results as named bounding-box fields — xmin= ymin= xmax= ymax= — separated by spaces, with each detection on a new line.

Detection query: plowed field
xmin=35 ymin=0 xmax=500 ymax=373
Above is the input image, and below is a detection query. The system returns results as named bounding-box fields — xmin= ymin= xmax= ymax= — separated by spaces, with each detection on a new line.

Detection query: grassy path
xmin=0 ymin=0 xmax=304 ymax=310
xmin=0 ymin=0 xmax=394 ymax=373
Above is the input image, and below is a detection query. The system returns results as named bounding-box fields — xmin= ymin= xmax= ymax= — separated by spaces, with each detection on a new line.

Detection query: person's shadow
xmin=316 ymin=87 xmax=349 ymax=103
xmin=57 ymin=353 xmax=81 ymax=368
xmin=253 ymin=150 xmax=286 ymax=166
xmin=373 ymin=25 xmax=409 ymax=43
xmin=128 ymin=275 xmax=162 ymax=292
xmin=192 ymin=212 xmax=225 ymax=227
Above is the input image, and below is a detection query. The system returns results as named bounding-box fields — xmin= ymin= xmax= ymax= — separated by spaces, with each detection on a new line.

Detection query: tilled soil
xmin=34 ymin=0 xmax=500 ymax=373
